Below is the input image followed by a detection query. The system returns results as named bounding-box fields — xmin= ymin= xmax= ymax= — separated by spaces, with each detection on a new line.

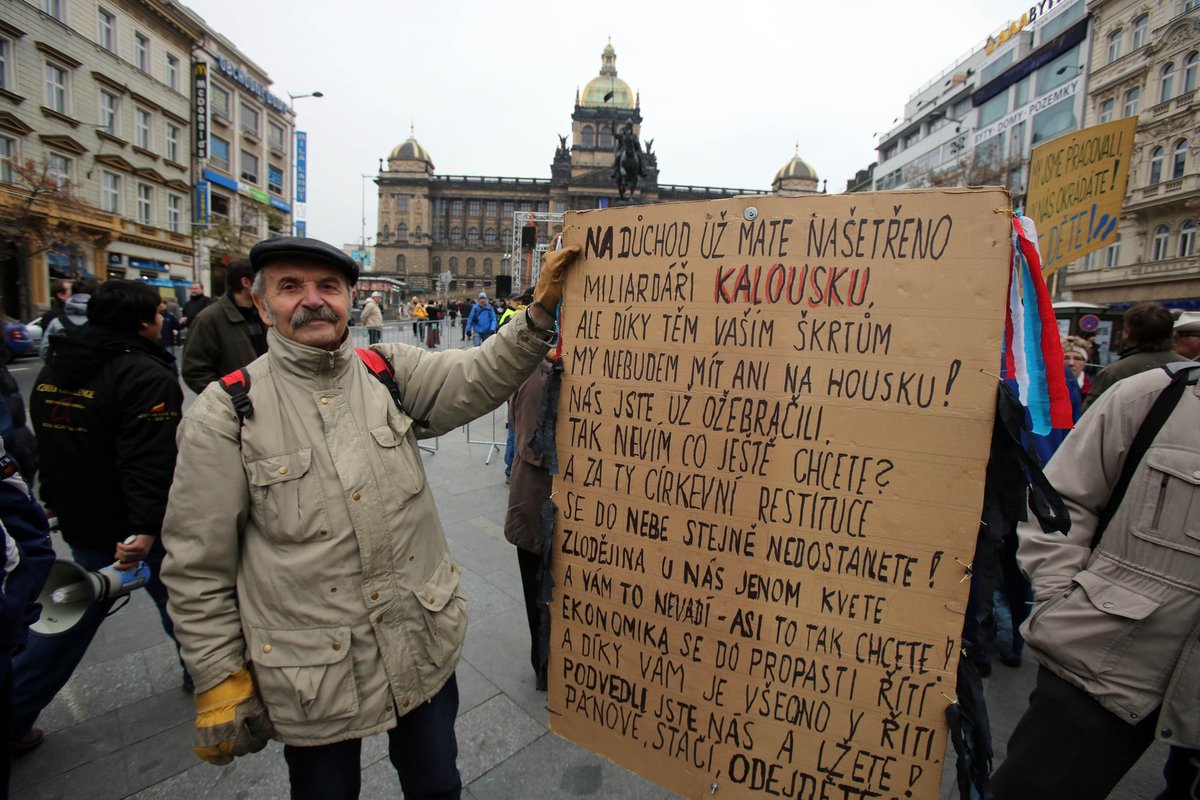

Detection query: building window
xmin=268 ymin=163 xmax=283 ymax=194
xmin=166 ymin=53 xmax=179 ymax=91
xmin=1180 ymin=221 xmax=1197 ymax=258
xmin=0 ymin=136 xmax=13 ymax=183
xmin=1161 ymin=63 xmax=1176 ymax=103
xmin=135 ymin=107 xmax=151 ymax=149
xmin=1031 ymin=98 xmax=1076 ymax=145
xmin=484 ymin=227 xmax=496 ymax=245
xmin=467 ymin=227 xmax=479 ymax=245
xmin=1123 ymin=87 xmax=1140 ymax=117
xmin=0 ymin=38 xmax=11 ymax=92
xmin=44 ymin=0 xmax=65 ymax=21
xmin=396 ymin=194 xmax=409 ymax=213
xmin=468 ymin=199 xmax=480 ymax=216
xmin=1105 ymin=234 xmax=1120 ymax=268
xmin=502 ymin=201 xmax=514 ymax=217
xmin=1036 ymin=46 xmax=1081 ymax=96
xmin=981 ymin=49 xmax=1014 ymax=84
xmin=1131 ymin=14 xmax=1148 ymax=49
xmin=466 ymin=257 xmax=476 ymax=274
xmin=582 ymin=126 xmax=594 ymax=147
xmin=210 ymin=134 xmax=230 ymax=171
xmin=1013 ymin=76 xmax=1031 ymax=108
xmin=44 ymin=61 xmax=68 ymax=113
xmin=101 ymin=172 xmax=119 ymax=212
xmin=211 ymin=83 xmax=229 ymax=117
xmin=450 ymin=199 xmax=463 ymax=216
xmin=1174 ymin=139 xmax=1188 ymax=179
xmin=268 ymin=121 xmax=284 ymax=151
xmin=483 ymin=257 xmax=493 ymax=274
xmin=240 ymin=102 xmax=259 ymax=136
xmin=137 ymin=182 xmax=152 ymax=224
xmin=1008 ymin=121 xmax=1026 ymax=160
xmin=434 ymin=198 xmax=447 ymax=216
xmin=166 ymin=123 xmax=179 ymax=162
xmin=1107 ymin=30 xmax=1122 ymax=64
xmin=432 ymin=256 xmax=441 ymax=271
xmin=98 ymin=8 xmax=116 ymax=51
xmin=1185 ymin=52 xmax=1199 ymax=94
xmin=134 ymin=32 xmax=149 ymax=72
xmin=1152 ymin=225 xmax=1170 ymax=260
xmin=433 ymin=220 xmax=446 ymax=242
xmin=240 ymin=149 xmax=258 ymax=184
xmin=599 ymin=127 xmax=612 ymax=149
xmin=167 ymin=193 xmax=181 ymax=232
xmin=47 ymin=152 xmax=70 ymax=187
xmin=99 ymin=90 xmax=118 ymax=134
xmin=485 ymin=200 xmax=496 ymax=217
xmin=449 ymin=257 xmax=458 ymax=271
xmin=396 ymin=222 xmax=407 ymax=243
xmin=210 ymin=192 xmax=229 ymax=222
xmin=450 ymin=226 xmax=462 ymax=244
xmin=1150 ymin=146 xmax=1164 ymax=184
xmin=1098 ymin=98 xmax=1114 ymax=123
xmin=397 ymin=254 xmax=405 ymax=270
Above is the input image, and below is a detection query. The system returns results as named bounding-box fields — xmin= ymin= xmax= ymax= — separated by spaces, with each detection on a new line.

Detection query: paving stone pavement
xmin=7 ymin=331 xmax=1171 ymax=798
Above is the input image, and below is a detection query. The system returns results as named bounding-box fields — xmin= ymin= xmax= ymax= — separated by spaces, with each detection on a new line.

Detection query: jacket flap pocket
xmin=249 ymin=625 xmax=350 ymax=667
xmin=415 ymin=555 xmax=461 ymax=612
xmin=370 ymin=413 xmax=414 ymax=448
xmin=1146 ymin=448 xmax=1200 ymax=485
xmin=247 ymin=449 xmax=312 ymax=487
xmin=1074 ymin=571 xmax=1161 ymax=620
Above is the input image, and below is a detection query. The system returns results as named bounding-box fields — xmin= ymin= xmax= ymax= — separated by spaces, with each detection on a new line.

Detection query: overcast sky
xmin=184 ymin=0 xmax=1022 ymax=249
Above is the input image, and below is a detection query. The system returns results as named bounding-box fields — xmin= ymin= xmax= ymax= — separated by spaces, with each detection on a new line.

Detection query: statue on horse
xmin=611 ymin=120 xmax=645 ymax=200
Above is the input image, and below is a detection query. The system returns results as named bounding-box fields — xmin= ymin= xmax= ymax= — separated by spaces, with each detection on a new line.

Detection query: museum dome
xmin=775 ymin=150 xmax=818 ymax=183
xmin=580 ymin=42 xmax=635 ymax=109
xmin=389 ymin=134 xmax=433 ymax=164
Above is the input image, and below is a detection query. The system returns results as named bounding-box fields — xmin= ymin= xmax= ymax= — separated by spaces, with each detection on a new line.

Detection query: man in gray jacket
xmin=991 ymin=362 xmax=1200 ymax=799
xmin=161 ymin=236 xmax=577 ymax=799
xmin=180 ymin=263 xmax=267 ymax=394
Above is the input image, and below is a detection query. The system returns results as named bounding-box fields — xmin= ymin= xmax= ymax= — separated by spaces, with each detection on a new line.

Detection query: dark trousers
xmin=283 ymin=674 xmax=461 ymax=800
xmin=1 ymin=662 xmax=12 ymax=800
xmin=992 ymin=666 xmax=1200 ymax=800
xmin=367 ymin=328 xmax=381 ymax=345
xmin=999 ymin=530 xmax=1031 ymax=658
xmin=10 ymin=539 xmax=180 ymax=735
xmin=516 ymin=547 xmax=543 ymax=680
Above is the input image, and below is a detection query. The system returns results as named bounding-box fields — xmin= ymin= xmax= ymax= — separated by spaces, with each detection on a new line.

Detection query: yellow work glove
xmin=193 ymin=667 xmax=274 ymax=765
xmin=532 ymin=243 xmax=581 ymax=311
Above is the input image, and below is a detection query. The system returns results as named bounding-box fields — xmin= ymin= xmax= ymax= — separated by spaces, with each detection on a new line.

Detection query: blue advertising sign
xmin=296 ymin=221 xmax=307 ymax=236
xmin=295 ymin=131 xmax=307 ymax=203
xmin=194 ymin=180 xmax=210 ymax=227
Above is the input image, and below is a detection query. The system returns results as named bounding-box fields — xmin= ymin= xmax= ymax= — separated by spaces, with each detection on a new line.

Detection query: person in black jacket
xmin=10 ymin=280 xmax=185 ymax=754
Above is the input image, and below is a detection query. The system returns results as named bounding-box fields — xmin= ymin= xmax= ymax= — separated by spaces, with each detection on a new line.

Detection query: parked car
xmin=5 ymin=320 xmax=42 ymax=358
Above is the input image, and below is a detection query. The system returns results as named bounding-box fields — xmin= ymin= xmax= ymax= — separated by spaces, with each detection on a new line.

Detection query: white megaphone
xmin=30 ymin=558 xmax=152 ymax=636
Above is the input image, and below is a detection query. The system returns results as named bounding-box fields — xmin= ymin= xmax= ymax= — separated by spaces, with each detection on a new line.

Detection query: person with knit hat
xmin=1061 ymin=335 xmax=1092 ymax=400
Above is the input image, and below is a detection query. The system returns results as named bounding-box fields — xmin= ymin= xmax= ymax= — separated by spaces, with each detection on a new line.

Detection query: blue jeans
xmin=504 ymin=424 xmax=515 ymax=478
xmin=10 ymin=538 xmax=180 ymax=735
xmin=283 ymin=674 xmax=461 ymax=800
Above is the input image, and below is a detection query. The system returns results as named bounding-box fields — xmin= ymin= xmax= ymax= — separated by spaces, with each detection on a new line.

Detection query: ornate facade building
xmin=373 ymin=43 xmax=821 ymax=293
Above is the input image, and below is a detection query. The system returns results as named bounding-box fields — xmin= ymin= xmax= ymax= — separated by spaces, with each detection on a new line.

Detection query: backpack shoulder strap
xmin=219 ymin=368 xmax=254 ymax=425
xmin=354 ymin=348 xmax=430 ymax=429
xmin=1093 ymin=363 xmax=1200 ymax=548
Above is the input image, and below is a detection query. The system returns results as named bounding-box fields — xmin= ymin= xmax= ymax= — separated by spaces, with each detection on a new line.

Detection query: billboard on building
xmin=193 ymin=62 xmax=209 ymax=159
xmin=1024 ymin=116 xmax=1137 ymax=277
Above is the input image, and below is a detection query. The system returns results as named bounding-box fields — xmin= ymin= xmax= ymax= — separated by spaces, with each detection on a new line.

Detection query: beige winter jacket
xmin=161 ymin=314 xmax=551 ymax=745
xmin=360 ymin=298 xmax=383 ymax=329
xmin=1018 ymin=364 xmax=1200 ymax=747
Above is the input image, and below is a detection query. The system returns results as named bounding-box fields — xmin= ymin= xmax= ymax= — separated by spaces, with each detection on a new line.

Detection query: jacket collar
xmin=265 ymin=326 xmax=356 ymax=385
xmin=218 ymin=293 xmax=252 ymax=323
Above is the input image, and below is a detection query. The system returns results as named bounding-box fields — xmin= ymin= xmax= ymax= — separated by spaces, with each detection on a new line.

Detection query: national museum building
xmin=372 ymin=43 xmax=822 ymax=293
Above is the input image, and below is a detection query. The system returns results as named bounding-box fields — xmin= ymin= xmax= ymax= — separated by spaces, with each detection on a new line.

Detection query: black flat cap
xmin=249 ymin=237 xmax=359 ymax=286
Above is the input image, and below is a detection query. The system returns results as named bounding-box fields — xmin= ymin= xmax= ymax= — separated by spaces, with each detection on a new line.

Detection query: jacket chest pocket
xmin=1132 ymin=448 xmax=1200 ymax=556
xmin=249 ymin=625 xmax=359 ymax=724
xmin=369 ymin=412 xmax=425 ymax=505
xmin=247 ymin=449 xmax=331 ymax=543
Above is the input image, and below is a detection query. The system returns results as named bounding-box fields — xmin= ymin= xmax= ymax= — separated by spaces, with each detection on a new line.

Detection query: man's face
xmin=140 ymin=309 xmax=164 ymax=342
xmin=254 ymin=262 xmax=351 ymax=351
xmin=56 ymin=283 xmax=72 ymax=302
xmin=1174 ymin=330 xmax=1200 ymax=360
xmin=190 ymin=282 xmax=203 ymax=297
xmin=478 ymin=297 xmax=487 ymax=306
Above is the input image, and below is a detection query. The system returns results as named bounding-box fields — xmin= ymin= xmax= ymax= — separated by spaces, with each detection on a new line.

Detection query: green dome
xmin=775 ymin=153 xmax=818 ymax=183
xmin=580 ymin=42 xmax=635 ymax=109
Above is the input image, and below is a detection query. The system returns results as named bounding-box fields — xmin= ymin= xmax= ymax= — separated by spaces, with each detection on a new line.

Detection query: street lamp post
xmin=287 ymin=91 xmax=323 ymax=236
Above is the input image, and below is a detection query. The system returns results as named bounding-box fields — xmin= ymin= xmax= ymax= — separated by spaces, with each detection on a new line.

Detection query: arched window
xmin=432 ymin=256 xmax=441 ymax=270
xmin=1186 ymin=52 xmax=1200 ymax=93
xmin=1152 ymin=225 xmax=1170 ymax=260
xmin=1161 ymin=62 xmax=1176 ymax=102
xmin=449 ymin=257 xmax=458 ymax=270
xmin=380 ymin=224 xmax=390 ymax=241
xmin=1150 ymin=146 xmax=1164 ymax=185
xmin=397 ymin=222 xmax=408 ymax=244
xmin=1181 ymin=220 xmax=1198 ymax=258
xmin=1105 ymin=233 xmax=1121 ymax=268
xmin=467 ymin=227 xmax=479 ymax=245
xmin=450 ymin=226 xmax=462 ymax=244
xmin=599 ymin=126 xmax=612 ymax=149
xmin=466 ymin=257 xmax=476 ymax=275
xmin=1132 ymin=14 xmax=1148 ymax=48
xmin=396 ymin=254 xmax=406 ymax=270
xmin=1123 ymin=86 xmax=1140 ymax=117
xmin=484 ymin=228 xmax=496 ymax=245
xmin=483 ymin=258 xmax=493 ymax=274
xmin=1107 ymin=29 xmax=1122 ymax=64
xmin=582 ymin=126 xmax=594 ymax=147
xmin=1098 ymin=98 xmax=1114 ymax=123
xmin=1173 ymin=139 xmax=1188 ymax=179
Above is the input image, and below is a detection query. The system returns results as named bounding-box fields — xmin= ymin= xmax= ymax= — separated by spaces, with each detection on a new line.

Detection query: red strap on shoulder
xmin=220 ymin=369 xmax=249 ymax=389
xmin=355 ymin=347 xmax=392 ymax=378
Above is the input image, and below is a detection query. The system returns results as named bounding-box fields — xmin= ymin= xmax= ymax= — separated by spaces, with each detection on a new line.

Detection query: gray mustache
xmin=291 ymin=306 xmax=340 ymax=327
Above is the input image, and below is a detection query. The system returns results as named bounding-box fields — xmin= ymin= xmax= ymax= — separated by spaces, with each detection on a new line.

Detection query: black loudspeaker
xmin=521 ymin=225 xmax=538 ymax=249
xmin=495 ymin=274 xmax=512 ymax=298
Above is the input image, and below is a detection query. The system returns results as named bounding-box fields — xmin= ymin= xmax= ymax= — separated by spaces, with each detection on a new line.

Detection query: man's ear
xmin=252 ymin=293 xmax=274 ymax=327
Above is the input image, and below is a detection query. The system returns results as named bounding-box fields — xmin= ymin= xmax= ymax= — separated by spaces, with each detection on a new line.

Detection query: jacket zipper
xmin=1151 ymin=473 xmax=1169 ymax=529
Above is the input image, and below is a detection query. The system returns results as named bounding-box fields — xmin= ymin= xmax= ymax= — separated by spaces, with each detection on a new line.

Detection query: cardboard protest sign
xmin=548 ymin=189 xmax=1012 ymax=800
xmin=1024 ymin=116 xmax=1137 ymax=277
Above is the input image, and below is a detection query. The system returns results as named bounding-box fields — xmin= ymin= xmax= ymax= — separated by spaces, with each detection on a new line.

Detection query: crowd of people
xmin=0 ymin=240 xmax=1197 ymax=799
